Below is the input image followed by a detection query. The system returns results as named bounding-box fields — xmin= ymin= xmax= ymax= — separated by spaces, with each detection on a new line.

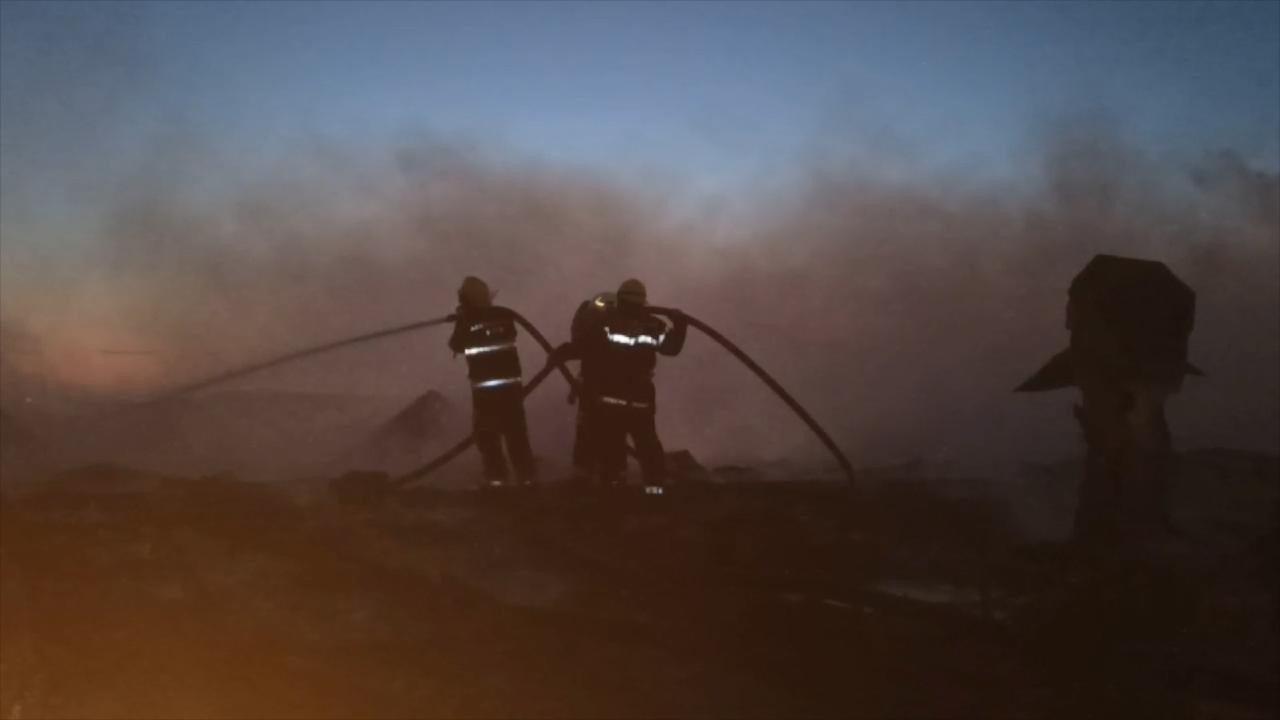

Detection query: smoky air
xmin=2 ymin=128 xmax=1277 ymax=477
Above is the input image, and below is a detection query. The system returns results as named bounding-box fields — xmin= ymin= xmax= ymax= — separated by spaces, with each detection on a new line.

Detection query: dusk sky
xmin=1 ymin=1 xmax=1278 ymax=467
xmin=3 ymin=1 xmax=1278 ymax=205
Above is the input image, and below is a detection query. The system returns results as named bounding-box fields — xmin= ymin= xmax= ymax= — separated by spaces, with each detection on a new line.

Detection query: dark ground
xmin=1 ymin=463 xmax=1276 ymax=719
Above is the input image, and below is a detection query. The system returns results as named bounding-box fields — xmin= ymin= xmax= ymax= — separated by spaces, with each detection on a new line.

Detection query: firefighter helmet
xmin=458 ymin=276 xmax=492 ymax=308
xmin=617 ymin=278 xmax=647 ymax=306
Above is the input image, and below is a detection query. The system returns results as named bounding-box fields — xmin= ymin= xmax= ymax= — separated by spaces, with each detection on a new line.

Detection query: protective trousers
xmin=472 ymin=385 xmax=535 ymax=481
xmin=572 ymin=402 xmax=600 ymax=480
xmin=596 ymin=403 xmax=665 ymax=485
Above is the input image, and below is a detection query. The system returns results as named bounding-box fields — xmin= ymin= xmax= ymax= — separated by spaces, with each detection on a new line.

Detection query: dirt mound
xmin=332 ymin=390 xmax=463 ymax=474
xmin=376 ymin=389 xmax=455 ymax=440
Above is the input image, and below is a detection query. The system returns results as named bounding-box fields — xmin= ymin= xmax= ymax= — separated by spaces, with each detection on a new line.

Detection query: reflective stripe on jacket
xmin=449 ymin=308 xmax=522 ymax=388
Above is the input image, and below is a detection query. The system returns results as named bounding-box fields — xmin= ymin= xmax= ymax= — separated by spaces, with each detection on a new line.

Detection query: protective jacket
xmin=592 ymin=306 xmax=686 ymax=410
xmin=567 ymin=293 xmax=615 ymax=401
xmin=448 ymin=306 xmax=523 ymax=390
xmin=448 ymin=305 xmax=533 ymax=482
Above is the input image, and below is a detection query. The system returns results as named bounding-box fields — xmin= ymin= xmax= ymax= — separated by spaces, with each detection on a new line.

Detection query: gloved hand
xmin=548 ymin=341 xmax=573 ymax=364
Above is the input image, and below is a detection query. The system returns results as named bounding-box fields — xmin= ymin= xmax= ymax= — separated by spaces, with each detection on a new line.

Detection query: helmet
xmin=617 ymin=278 xmax=647 ymax=307
xmin=572 ymin=292 xmax=615 ymax=344
xmin=457 ymin=276 xmax=492 ymax=308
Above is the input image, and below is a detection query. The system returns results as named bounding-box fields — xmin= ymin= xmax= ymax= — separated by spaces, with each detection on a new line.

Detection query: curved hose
xmin=392 ymin=305 xmax=588 ymax=487
xmin=129 ymin=305 xmax=575 ymax=490
xmin=137 ymin=301 xmax=854 ymax=489
xmin=500 ymin=306 xmax=579 ymax=390
xmin=392 ymin=357 xmax=561 ymax=487
xmin=395 ymin=305 xmax=856 ymax=489
xmin=393 ymin=304 xmax=681 ymax=488
xmin=648 ymin=306 xmax=856 ymax=487
xmin=145 ymin=316 xmax=457 ymax=403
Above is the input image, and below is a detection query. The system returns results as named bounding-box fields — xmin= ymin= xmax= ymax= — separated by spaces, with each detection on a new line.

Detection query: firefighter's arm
xmin=447 ymin=311 xmax=467 ymax=356
xmin=547 ymin=341 xmax=583 ymax=404
xmin=658 ymin=312 xmax=688 ymax=356
xmin=549 ymin=341 xmax=581 ymax=364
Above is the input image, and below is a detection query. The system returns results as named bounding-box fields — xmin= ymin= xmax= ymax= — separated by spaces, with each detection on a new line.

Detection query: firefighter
xmin=565 ymin=291 xmax=616 ymax=485
xmin=448 ymin=276 xmax=536 ymax=487
xmin=590 ymin=278 xmax=687 ymax=493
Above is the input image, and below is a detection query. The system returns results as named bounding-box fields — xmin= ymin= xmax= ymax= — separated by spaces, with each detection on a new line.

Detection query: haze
xmin=2 ymin=1 xmax=1277 ymax=473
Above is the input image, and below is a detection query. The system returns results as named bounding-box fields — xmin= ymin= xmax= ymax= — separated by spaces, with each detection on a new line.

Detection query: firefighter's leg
xmin=571 ymin=404 xmax=596 ymax=483
xmin=629 ymin=409 xmax=667 ymax=489
xmin=595 ymin=404 xmax=628 ymax=485
xmin=501 ymin=388 xmax=537 ymax=482
xmin=472 ymin=393 xmax=509 ymax=483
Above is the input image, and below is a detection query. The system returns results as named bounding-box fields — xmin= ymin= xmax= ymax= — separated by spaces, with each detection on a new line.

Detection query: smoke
xmin=1 ymin=120 xmax=1276 ymax=475
xmin=2 ymin=6 xmax=1276 ymax=476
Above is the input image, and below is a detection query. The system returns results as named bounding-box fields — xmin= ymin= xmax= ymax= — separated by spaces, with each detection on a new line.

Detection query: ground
xmin=1 ymin=467 xmax=1276 ymax=719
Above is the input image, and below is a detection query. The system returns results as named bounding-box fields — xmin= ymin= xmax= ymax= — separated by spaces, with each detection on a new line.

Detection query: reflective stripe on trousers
xmin=598 ymin=395 xmax=650 ymax=409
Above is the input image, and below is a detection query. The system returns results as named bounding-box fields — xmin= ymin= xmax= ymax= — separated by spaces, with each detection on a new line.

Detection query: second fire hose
xmin=396 ymin=306 xmax=856 ymax=488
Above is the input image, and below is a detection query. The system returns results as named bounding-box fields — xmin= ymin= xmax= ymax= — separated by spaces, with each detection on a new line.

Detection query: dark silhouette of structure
xmin=1018 ymin=254 xmax=1202 ymax=543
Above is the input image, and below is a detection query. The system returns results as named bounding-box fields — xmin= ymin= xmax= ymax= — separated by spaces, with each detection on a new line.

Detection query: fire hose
xmin=648 ymin=307 xmax=856 ymax=487
xmin=145 ymin=317 xmax=460 ymax=403
xmin=152 ymin=305 xmax=856 ymax=488
xmin=389 ymin=306 xmax=578 ymax=488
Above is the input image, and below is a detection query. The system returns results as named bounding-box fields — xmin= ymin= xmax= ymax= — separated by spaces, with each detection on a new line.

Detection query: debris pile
xmin=338 ymin=390 xmax=462 ymax=473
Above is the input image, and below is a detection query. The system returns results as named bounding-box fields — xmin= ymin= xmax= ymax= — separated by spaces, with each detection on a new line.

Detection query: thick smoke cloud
xmin=1 ymin=4 xmax=1275 ymax=476
xmin=2 ymin=125 xmax=1276 ymax=475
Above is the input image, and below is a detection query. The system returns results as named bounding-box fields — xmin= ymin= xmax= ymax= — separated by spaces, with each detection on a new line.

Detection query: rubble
xmin=663 ymin=449 xmax=710 ymax=484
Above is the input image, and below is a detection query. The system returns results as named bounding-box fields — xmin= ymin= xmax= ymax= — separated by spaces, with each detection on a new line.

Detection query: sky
xmin=1 ymin=1 xmax=1277 ymax=470
xmin=3 ymin=1 xmax=1277 ymax=201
